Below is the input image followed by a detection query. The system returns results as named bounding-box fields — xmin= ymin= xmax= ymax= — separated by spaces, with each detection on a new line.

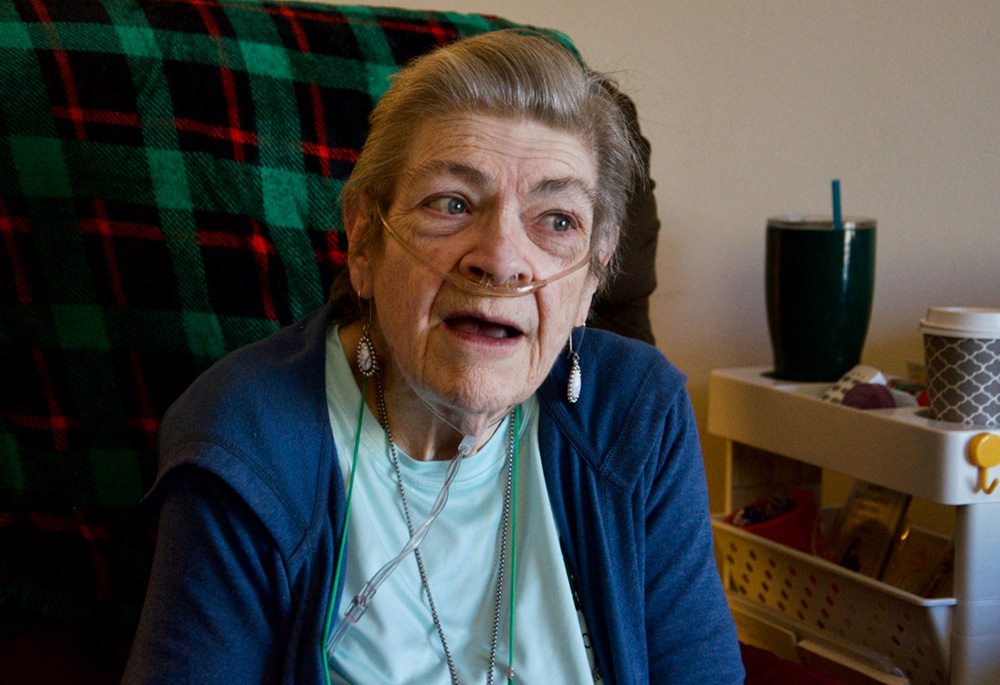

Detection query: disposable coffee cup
xmin=920 ymin=307 xmax=1000 ymax=426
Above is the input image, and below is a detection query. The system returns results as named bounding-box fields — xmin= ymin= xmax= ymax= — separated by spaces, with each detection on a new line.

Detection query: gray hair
xmin=338 ymin=29 xmax=645 ymax=303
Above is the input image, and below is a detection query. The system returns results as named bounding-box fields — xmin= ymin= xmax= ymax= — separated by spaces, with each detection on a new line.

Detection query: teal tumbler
xmin=766 ymin=216 xmax=876 ymax=382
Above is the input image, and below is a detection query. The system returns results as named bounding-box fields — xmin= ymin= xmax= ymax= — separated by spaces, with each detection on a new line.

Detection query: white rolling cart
xmin=708 ymin=367 xmax=1000 ymax=684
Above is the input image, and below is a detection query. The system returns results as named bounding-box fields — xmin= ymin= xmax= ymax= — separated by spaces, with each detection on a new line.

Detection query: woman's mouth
xmin=445 ymin=316 xmax=523 ymax=339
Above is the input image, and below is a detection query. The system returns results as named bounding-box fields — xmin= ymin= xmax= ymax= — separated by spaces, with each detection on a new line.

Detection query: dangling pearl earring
xmin=357 ymin=296 xmax=378 ymax=378
xmin=567 ymin=325 xmax=584 ymax=404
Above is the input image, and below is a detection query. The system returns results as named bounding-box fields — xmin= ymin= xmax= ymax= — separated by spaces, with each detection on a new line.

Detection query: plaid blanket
xmin=0 ymin=0 xmax=565 ymax=668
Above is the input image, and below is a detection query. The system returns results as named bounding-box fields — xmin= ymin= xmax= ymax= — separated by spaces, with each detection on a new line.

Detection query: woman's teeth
xmin=448 ymin=317 xmax=519 ymax=338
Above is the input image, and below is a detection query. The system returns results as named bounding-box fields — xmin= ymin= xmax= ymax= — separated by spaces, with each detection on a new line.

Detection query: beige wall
xmin=342 ymin=0 xmax=1000 ymax=511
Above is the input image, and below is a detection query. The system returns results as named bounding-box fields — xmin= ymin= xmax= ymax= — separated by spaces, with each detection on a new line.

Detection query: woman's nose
xmin=456 ymin=213 xmax=535 ymax=288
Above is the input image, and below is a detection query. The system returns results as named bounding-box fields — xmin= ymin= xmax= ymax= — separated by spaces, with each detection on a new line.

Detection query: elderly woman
xmin=124 ymin=30 xmax=743 ymax=685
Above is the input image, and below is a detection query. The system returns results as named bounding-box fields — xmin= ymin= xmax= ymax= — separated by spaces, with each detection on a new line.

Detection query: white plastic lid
xmin=919 ymin=307 xmax=1000 ymax=338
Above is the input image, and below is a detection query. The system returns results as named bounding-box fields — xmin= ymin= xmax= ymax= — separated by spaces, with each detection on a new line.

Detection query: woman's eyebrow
xmin=405 ymin=160 xmax=490 ymax=189
xmin=529 ymin=177 xmax=598 ymax=207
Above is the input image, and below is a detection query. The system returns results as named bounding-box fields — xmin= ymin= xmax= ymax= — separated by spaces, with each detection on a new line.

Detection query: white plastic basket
xmin=713 ymin=518 xmax=956 ymax=685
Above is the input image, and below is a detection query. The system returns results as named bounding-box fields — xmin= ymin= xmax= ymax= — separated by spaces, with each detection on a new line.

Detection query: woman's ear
xmin=575 ymin=275 xmax=600 ymax=328
xmin=596 ymin=235 xmax=615 ymax=272
xmin=574 ymin=236 xmax=615 ymax=326
xmin=344 ymin=195 xmax=375 ymax=298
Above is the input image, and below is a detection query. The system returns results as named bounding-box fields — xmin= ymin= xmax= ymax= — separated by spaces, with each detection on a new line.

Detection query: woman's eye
xmin=427 ymin=196 xmax=467 ymax=215
xmin=542 ymin=213 xmax=574 ymax=233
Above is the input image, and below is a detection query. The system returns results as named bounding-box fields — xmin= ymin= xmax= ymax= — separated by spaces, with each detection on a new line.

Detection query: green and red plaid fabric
xmin=0 ymin=0 xmax=565 ymax=661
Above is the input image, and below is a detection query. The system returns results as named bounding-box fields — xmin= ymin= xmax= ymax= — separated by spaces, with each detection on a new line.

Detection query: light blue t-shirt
xmin=324 ymin=325 xmax=597 ymax=684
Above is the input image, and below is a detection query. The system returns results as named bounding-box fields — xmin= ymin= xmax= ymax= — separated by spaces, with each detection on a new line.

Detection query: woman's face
xmin=348 ymin=113 xmax=602 ymax=424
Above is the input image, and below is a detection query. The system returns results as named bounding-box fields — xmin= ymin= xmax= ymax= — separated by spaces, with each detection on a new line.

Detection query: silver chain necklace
xmin=373 ymin=374 xmax=516 ymax=685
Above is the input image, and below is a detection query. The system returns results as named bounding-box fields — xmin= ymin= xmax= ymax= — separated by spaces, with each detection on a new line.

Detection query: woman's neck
xmin=338 ymin=321 xmax=506 ymax=460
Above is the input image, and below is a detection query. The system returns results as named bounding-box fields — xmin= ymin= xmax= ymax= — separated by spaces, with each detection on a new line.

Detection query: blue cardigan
xmin=123 ymin=304 xmax=743 ymax=684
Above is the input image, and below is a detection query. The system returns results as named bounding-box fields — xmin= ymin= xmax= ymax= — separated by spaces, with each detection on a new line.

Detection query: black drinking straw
xmin=832 ymin=179 xmax=844 ymax=230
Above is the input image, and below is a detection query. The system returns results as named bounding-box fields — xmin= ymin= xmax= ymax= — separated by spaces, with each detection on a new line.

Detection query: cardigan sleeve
xmin=642 ymin=387 xmax=744 ymax=683
xmin=122 ymin=466 xmax=293 ymax=684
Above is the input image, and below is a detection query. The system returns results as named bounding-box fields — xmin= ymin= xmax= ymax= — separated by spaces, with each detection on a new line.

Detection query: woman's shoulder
xmin=151 ymin=305 xmax=339 ymax=547
xmin=583 ymin=327 xmax=687 ymax=393
xmin=160 ymin=306 xmax=334 ymax=448
xmin=537 ymin=328 xmax=694 ymax=486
